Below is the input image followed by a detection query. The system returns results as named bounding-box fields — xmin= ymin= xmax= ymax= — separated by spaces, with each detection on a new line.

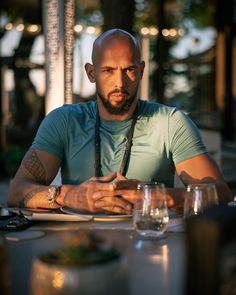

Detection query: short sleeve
xmin=169 ymin=109 xmax=207 ymax=164
xmin=31 ymin=107 xmax=68 ymax=159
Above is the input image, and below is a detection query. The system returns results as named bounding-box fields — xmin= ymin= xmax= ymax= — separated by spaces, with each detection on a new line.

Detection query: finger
xmin=166 ymin=197 xmax=175 ymax=207
xmin=92 ymin=191 xmax=104 ymax=200
xmin=88 ymin=181 xmax=115 ymax=191
xmin=94 ymin=197 xmax=133 ymax=213
xmin=114 ymin=189 xmax=139 ymax=204
xmin=94 ymin=199 xmax=132 ymax=212
xmin=166 ymin=195 xmax=175 ymax=207
xmin=115 ymin=172 xmax=127 ymax=180
xmin=93 ymin=190 xmax=138 ymax=204
xmin=91 ymin=172 xmax=117 ymax=183
xmin=114 ymin=179 xmax=140 ymax=190
xmin=101 ymin=206 xmax=130 ymax=215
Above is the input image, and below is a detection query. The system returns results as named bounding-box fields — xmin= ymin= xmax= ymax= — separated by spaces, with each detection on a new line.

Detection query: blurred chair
xmin=200 ymin=129 xmax=221 ymax=166
xmin=185 ymin=205 xmax=236 ymax=295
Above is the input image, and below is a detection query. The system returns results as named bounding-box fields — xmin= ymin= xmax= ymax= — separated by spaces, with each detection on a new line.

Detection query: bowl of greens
xmin=30 ymin=231 xmax=128 ymax=295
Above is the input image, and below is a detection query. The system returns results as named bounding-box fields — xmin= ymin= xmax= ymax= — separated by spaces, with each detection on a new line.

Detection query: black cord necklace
xmin=95 ymin=104 xmax=138 ymax=177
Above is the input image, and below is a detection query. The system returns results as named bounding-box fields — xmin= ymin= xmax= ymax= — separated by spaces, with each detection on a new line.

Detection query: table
xmin=1 ymin=218 xmax=186 ymax=295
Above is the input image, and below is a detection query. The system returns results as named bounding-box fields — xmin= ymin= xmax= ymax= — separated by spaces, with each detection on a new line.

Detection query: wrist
xmin=47 ymin=185 xmax=62 ymax=206
xmin=53 ymin=185 xmax=66 ymax=206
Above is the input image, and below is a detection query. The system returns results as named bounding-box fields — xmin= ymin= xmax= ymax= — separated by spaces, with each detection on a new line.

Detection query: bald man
xmin=8 ymin=29 xmax=232 ymax=213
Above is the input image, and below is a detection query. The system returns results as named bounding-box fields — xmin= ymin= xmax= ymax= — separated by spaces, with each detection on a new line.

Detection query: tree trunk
xmin=152 ymin=0 xmax=169 ymax=103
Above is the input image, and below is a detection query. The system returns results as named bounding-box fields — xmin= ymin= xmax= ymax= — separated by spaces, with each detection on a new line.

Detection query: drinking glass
xmin=184 ymin=183 xmax=219 ymax=218
xmin=133 ymin=182 xmax=169 ymax=238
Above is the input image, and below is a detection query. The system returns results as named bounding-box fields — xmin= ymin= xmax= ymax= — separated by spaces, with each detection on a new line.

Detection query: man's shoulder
xmin=50 ymin=101 xmax=97 ymax=117
xmin=139 ymin=99 xmax=177 ymax=115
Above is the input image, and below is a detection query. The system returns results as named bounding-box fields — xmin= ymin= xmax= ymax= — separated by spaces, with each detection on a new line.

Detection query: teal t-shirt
xmin=32 ymin=99 xmax=207 ymax=187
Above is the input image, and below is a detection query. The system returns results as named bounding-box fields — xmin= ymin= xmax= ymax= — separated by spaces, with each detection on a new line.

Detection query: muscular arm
xmin=8 ymin=148 xmax=62 ymax=208
xmin=176 ymin=153 xmax=233 ymax=204
xmin=8 ymin=149 xmax=132 ymax=213
xmin=93 ymin=154 xmax=233 ymax=213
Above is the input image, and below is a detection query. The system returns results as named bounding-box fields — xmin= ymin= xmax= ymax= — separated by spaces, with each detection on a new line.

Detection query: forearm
xmin=165 ymin=181 xmax=233 ymax=214
xmin=8 ymin=179 xmax=67 ymax=209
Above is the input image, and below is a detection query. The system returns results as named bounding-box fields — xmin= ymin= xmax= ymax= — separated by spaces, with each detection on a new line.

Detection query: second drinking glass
xmin=184 ymin=183 xmax=219 ymax=218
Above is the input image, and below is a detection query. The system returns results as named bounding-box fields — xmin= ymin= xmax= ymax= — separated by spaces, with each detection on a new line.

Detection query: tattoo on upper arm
xmin=23 ymin=149 xmax=46 ymax=184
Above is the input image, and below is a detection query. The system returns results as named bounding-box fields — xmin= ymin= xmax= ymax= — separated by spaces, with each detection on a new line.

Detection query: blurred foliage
xmin=134 ymin=0 xmax=184 ymax=32
xmin=0 ymin=0 xmax=216 ymax=32
xmin=0 ymin=0 xmax=41 ymax=23
xmin=183 ymin=0 xmax=216 ymax=27
xmin=1 ymin=145 xmax=27 ymax=177
xmin=75 ymin=0 xmax=102 ymax=27
xmin=134 ymin=0 xmax=158 ymax=28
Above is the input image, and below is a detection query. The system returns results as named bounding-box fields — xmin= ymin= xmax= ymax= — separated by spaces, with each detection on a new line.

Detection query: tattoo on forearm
xmin=23 ymin=149 xmax=46 ymax=184
xmin=20 ymin=188 xmax=45 ymax=207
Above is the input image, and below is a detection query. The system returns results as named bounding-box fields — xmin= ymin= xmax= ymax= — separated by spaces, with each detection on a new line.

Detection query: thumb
xmin=116 ymin=172 xmax=127 ymax=180
xmin=97 ymin=172 xmax=117 ymax=183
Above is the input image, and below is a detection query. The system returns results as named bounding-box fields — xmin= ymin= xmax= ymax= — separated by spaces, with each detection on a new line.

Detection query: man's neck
xmin=97 ymin=100 xmax=138 ymax=121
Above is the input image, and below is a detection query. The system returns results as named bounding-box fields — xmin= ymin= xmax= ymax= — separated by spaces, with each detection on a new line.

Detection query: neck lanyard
xmin=95 ymin=104 xmax=138 ymax=177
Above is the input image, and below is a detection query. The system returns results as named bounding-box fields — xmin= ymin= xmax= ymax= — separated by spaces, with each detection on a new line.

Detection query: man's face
xmin=90 ymin=38 xmax=144 ymax=115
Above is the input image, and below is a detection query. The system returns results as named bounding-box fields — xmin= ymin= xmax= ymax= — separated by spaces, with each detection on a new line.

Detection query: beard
xmin=97 ymin=88 xmax=138 ymax=115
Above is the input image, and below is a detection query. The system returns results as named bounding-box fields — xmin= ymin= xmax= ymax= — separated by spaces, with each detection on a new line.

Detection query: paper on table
xmin=6 ymin=208 xmax=93 ymax=222
xmin=24 ymin=212 xmax=93 ymax=222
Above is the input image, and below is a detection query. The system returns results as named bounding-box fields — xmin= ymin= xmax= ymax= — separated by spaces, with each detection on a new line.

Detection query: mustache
xmin=109 ymin=88 xmax=129 ymax=96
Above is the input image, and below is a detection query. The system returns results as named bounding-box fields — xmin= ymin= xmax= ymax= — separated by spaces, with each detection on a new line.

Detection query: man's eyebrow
xmin=100 ymin=66 xmax=115 ymax=69
xmin=126 ymin=64 xmax=138 ymax=68
xmin=100 ymin=65 xmax=138 ymax=70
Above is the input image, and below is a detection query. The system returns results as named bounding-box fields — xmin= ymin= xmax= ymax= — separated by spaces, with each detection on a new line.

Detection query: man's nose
xmin=115 ymin=70 xmax=126 ymax=88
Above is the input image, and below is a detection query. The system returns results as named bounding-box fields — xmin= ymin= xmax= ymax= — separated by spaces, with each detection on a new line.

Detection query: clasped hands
xmin=61 ymin=172 xmax=139 ymax=214
xmin=62 ymin=172 xmax=176 ymax=215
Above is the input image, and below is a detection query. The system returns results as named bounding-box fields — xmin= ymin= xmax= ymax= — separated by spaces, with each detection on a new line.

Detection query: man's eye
xmin=127 ymin=68 xmax=135 ymax=73
xmin=102 ymin=68 xmax=113 ymax=73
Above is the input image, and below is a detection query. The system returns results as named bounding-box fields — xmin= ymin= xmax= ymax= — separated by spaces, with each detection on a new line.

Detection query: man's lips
xmin=111 ymin=93 xmax=126 ymax=101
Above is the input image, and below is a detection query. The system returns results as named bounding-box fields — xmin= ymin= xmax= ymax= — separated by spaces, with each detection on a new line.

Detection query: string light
xmin=74 ymin=24 xmax=83 ymax=33
xmin=3 ymin=22 xmax=101 ymax=36
xmin=169 ymin=28 xmax=177 ymax=37
xmin=4 ymin=22 xmax=41 ymax=34
xmin=162 ymin=29 xmax=169 ymax=37
xmin=3 ymin=21 xmax=184 ymax=40
xmin=16 ymin=24 xmax=25 ymax=31
xmin=27 ymin=24 xmax=40 ymax=33
xmin=140 ymin=27 xmax=150 ymax=36
xmin=85 ymin=26 xmax=96 ymax=34
xmin=149 ymin=26 xmax=158 ymax=36
xmin=5 ymin=22 xmax=13 ymax=31
xmin=140 ymin=26 xmax=185 ymax=39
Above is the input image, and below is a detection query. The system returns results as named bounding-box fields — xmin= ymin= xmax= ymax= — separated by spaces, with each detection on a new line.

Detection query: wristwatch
xmin=47 ymin=185 xmax=61 ymax=205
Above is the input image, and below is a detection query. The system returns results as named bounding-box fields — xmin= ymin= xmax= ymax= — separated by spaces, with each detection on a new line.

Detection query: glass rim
xmin=137 ymin=181 xmax=165 ymax=189
xmin=187 ymin=183 xmax=217 ymax=190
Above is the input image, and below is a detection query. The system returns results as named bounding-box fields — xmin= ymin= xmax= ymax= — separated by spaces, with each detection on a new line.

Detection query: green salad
xmin=41 ymin=232 xmax=120 ymax=266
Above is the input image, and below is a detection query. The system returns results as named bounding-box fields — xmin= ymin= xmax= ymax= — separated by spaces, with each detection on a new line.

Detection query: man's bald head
xmin=85 ymin=28 xmax=145 ymax=118
xmin=92 ymin=28 xmax=141 ymax=65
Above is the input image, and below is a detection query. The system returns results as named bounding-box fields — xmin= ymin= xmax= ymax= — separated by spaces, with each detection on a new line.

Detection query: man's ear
xmin=140 ymin=61 xmax=145 ymax=79
xmin=85 ymin=63 xmax=95 ymax=83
